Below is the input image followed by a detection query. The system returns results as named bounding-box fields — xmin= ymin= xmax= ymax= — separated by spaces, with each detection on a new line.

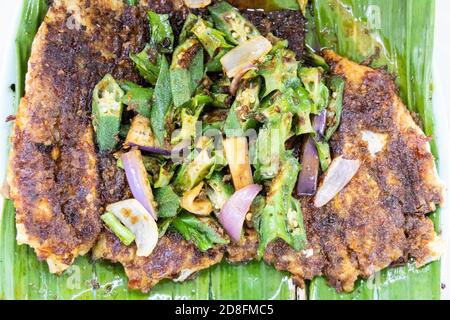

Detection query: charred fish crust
xmin=93 ymin=230 xmax=224 ymax=292
xmin=98 ymin=153 xmax=132 ymax=205
xmin=242 ymin=9 xmax=306 ymax=59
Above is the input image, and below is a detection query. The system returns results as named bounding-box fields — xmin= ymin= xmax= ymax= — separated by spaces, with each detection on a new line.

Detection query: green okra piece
xmin=259 ymin=46 xmax=299 ymax=97
xmin=121 ymin=83 xmax=153 ymax=118
xmin=208 ymin=1 xmax=260 ymax=45
xmin=170 ymin=39 xmax=204 ymax=108
xmin=173 ymin=147 xmax=216 ymax=194
xmin=299 ymin=66 xmax=330 ymax=114
xmin=148 ymin=11 xmax=174 ymax=53
xmin=315 ymin=140 xmax=331 ymax=172
xmin=130 ymin=44 xmax=161 ymax=85
xmin=92 ymin=74 xmax=125 ymax=152
xmin=325 ymin=76 xmax=345 ymax=141
xmin=255 ymin=112 xmax=293 ymax=180
xmin=257 ymin=152 xmax=305 ymax=257
xmin=206 ymin=172 xmax=234 ymax=213
xmin=101 ymin=212 xmax=135 ymax=246
xmin=191 ymin=17 xmax=233 ymax=57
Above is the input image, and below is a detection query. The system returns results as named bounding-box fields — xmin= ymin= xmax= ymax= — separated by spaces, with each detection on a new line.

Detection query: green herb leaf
xmin=171 ymin=213 xmax=228 ymax=251
xmin=154 ymin=186 xmax=180 ymax=218
xmin=152 ymin=55 xmax=172 ymax=145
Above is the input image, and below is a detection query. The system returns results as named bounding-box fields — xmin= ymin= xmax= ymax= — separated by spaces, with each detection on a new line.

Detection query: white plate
xmin=0 ymin=0 xmax=449 ymax=299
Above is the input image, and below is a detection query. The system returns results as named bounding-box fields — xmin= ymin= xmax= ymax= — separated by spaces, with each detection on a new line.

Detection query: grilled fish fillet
xmin=7 ymin=0 xmax=147 ymax=273
xmin=93 ymin=230 xmax=224 ymax=293
xmin=265 ymin=50 xmax=445 ymax=292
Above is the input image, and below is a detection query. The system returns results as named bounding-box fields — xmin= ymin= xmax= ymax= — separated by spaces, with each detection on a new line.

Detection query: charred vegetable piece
xmin=148 ymin=11 xmax=174 ymax=53
xmin=130 ymin=44 xmax=161 ymax=85
xmin=259 ymin=45 xmax=299 ymax=97
xmin=299 ymin=67 xmax=329 ymax=114
xmin=232 ymin=77 xmax=261 ymax=129
xmin=152 ymin=55 xmax=172 ymax=145
xmin=180 ymin=182 xmax=214 ymax=216
xmin=171 ymin=213 xmax=229 ymax=251
xmin=92 ymin=74 xmax=124 ymax=151
xmin=101 ymin=212 xmax=135 ymax=246
xmin=154 ymin=186 xmax=180 ymax=218
xmin=206 ymin=172 xmax=234 ymax=212
xmin=179 ymin=13 xmax=198 ymax=43
xmin=121 ymin=84 xmax=153 ymax=118
xmin=208 ymin=1 xmax=260 ymax=45
xmin=255 ymin=113 xmax=293 ymax=180
xmin=191 ymin=17 xmax=233 ymax=57
xmin=257 ymin=152 xmax=305 ymax=257
xmin=125 ymin=115 xmax=157 ymax=149
xmin=305 ymin=47 xmax=330 ymax=71
xmin=154 ymin=164 xmax=175 ymax=188
xmin=170 ymin=39 xmax=204 ymax=107
xmin=171 ymin=107 xmax=203 ymax=145
xmin=325 ymin=76 xmax=345 ymax=141
xmin=259 ymin=87 xmax=314 ymax=135
xmin=173 ymin=147 xmax=216 ymax=193
xmin=107 ymin=199 xmax=158 ymax=257
xmin=223 ymin=137 xmax=253 ymax=190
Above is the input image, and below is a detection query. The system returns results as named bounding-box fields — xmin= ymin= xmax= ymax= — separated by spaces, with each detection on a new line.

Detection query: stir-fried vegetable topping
xmin=95 ymin=1 xmax=347 ymax=255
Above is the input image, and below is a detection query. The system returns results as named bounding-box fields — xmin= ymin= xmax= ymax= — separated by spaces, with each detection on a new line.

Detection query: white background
xmin=0 ymin=0 xmax=448 ymax=299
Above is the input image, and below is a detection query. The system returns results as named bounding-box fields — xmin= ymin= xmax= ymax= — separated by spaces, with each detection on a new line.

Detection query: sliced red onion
xmin=183 ymin=0 xmax=211 ymax=9
xmin=221 ymin=36 xmax=272 ymax=78
xmin=127 ymin=142 xmax=171 ymax=156
xmin=314 ymin=156 xmax=361 ymax=207
xmin=296 ymin=110 xmax=327 ymax=196
xmin=313 ymin=109 xmax=327 ymax=137
xmin=218 ymin=184 xmax=262 ymax=242
xmin=296 ymin=137 xmax=320 ymax=196
xmin=121 ymin=149 xmax=157 ymax=220
xmin=229 ymin=64 xmax=257 ymax=96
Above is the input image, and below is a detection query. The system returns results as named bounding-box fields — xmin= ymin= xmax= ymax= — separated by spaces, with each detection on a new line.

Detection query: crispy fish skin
xmin=93 ymin=230 xmax=224 ymax=293
xmin=265 ymin=51 xmax=444 ymax=292
xmin=7 ymin=0 xmax=147 ymax=273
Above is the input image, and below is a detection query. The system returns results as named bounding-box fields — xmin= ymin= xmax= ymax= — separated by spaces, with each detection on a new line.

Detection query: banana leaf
xmin=0 ymin=0 xmax=441 ymax=300
xmin=307 ymin=0 xmax=441 ymax=300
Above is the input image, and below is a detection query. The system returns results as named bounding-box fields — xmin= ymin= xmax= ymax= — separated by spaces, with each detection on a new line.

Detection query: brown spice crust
xmin=242 ymin=9 xmax=306 ymax=59
xmin=93 ymin=230 xmax=224 ymax=292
